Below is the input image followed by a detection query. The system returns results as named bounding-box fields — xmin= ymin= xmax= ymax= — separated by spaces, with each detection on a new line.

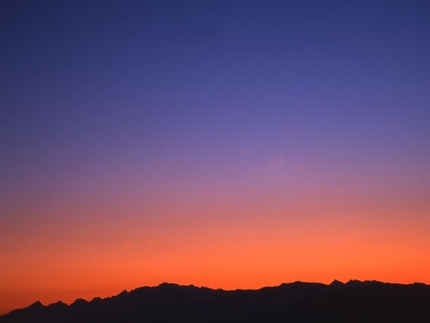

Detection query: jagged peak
xmin=2 ymin=281 xmax=430 ymax=322
xmin=29 ymin=301 xmax=44 ymax=308
xmin=330 ymin=279 xmax=344 ymax=286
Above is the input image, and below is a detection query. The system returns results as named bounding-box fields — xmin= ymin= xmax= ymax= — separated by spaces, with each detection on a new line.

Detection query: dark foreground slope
xmin=1 ymin=280 xmax=430 ymax=322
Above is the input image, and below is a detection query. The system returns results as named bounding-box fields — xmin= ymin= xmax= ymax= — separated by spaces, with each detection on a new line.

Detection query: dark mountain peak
xmin=279 ymin=280 xmax=305 ymax=287
xmin=28 ymin=301 xmax=43 ymax=309
xmin=330 ymin=279 xmax=344 ymax=287
xmin=413 ymin=282 xmax=426 ymax=286
xmin=291 ymin=280 xmax=305 ymax=285
xmin=117 ymin=289 xmax=128 ymax=297
xmin=6 ymin=301 xmax=47 ymax=318
xmin=90 ymin=297 xmax=102 ymax=303
xmin=346 ymin=279 xmax=362 ymax=286
xmin=2 ymin=281 xmax=430 ymax=322
xmin=47 ymin=301 xmax=67 ymax=309
xmin=158 ymin=282 xmax=180 ymax=288
xmin=71 ymin=298 xmax=88 ymax=307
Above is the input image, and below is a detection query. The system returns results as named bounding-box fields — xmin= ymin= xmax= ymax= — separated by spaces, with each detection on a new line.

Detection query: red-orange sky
xmin=1 ymin=0 xmax=430 ymax=315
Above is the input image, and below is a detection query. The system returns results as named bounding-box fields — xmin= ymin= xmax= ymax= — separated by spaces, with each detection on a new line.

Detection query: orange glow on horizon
xmin=2 ymin=161 xmax=429 ymax=315
xmin=2 ymin=186 xmax=430 ymax=315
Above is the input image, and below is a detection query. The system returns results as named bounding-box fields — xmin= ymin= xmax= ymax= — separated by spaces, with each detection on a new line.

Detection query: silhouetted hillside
xmin=1 ymin=280 xmax=430 ymax=322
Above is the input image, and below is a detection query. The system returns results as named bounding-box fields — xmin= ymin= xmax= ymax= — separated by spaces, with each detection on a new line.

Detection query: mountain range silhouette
xmin=1 ymin=280 xmax=430 ymax=322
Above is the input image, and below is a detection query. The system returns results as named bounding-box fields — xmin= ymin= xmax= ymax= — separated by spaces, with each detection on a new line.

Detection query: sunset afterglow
xmin=1 ymin=0 xmax=430 ymax=315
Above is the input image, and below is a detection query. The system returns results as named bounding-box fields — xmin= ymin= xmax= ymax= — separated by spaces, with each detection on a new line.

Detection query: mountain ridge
xmin=2 ymin=280 xmax=430 ymax=322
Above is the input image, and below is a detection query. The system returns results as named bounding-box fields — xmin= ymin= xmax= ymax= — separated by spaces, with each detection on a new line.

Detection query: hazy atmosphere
xmin=1 ymin=0 xmax=430 ymax=315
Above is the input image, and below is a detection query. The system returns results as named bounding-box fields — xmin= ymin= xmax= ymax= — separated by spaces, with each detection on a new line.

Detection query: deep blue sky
xmin=3 ymin=1 xmax=430 ymax=174
xmin=3 ymin=1 xmax=429 ymax=185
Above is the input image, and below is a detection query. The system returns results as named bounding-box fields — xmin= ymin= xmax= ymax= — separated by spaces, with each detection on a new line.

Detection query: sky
xmin=1 ymin=0 xmax=430 ymax=315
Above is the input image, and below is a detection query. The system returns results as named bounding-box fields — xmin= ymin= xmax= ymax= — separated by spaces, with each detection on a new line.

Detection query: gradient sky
xmin=1 ymin=0 xmax=430 ymax=315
